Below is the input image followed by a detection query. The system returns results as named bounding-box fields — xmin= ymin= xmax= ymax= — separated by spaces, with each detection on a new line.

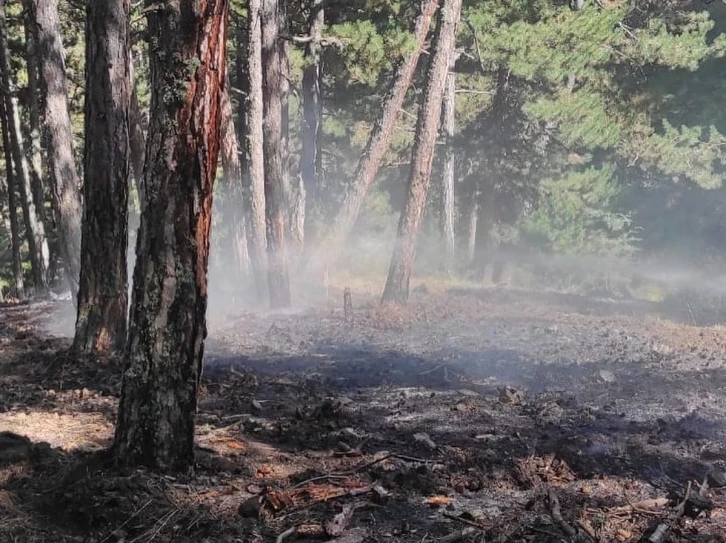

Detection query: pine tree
xmin=382 ymin=0 xmax=462 ymax=304
xmin=114 ymin=0 xmax=228 ymax=471
xmin=26 ymin=0 xmax=83 ymax=296
xmin=73 ymin=0 xmax=130 ymax=353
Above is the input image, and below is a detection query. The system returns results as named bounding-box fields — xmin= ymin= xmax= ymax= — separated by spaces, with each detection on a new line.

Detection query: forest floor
xmin=1 ymin=282 xmax=726 ymax=542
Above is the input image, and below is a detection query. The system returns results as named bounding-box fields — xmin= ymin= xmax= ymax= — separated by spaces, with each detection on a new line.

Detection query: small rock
xmin=499 ymin=386 xmax=524 ymax=405
xmin=707 ymin=467 xmax=726 ymax=487
xmin=372 ymin=484 xmax=391 ymax=503
xmin=332 ymin=528 xmax=367 ymax=543
xmin=457 ymin=389 xmax=479 ymax=397
xmin=598 ymin=370 xmax=616 ymax=383
xmin=413 ymin=432 xmax=437 ymax=450
xmin=0 ymin=432 xmax=32 ymax=465
xmin=237 ymin=495 xmax=262 ymax=517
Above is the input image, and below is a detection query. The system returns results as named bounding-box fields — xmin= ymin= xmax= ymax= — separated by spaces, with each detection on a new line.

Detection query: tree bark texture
xmin=22 ymin=3 xmax=46 ymax=227
xmin=0 ymin=98 xmax=25 ymax=298
xmin=113 ymin=0 xmax=228 ymax=472
xmin=242 ymin=8 xmax=268 ymax=299
xmin=325 ymin=0 xmax=440 ymax=261
xmin=0 ymin=0 xmax=48 ymax=291
xmin=26 ymin=0 xmax=83 ymax=296
xmin=219 ymin=75 xmax=250 ymax=276
xmin=73 ymin=0 xmax=130 ymax=353
xmin=382 ymin=0 xmax=462 ymax=304
xmin=440 ymin=66 xmax=456 ymax=269
xmin=261 ymin=0 xmax=291 ymax=308
xmin=300 ymin=0 xmax=323 ymax=250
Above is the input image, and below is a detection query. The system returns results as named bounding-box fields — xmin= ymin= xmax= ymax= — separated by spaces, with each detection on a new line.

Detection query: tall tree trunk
xmin=243 ymin=3 xmax=268 ymax=300
xmin=0 ymin=0 xmax=48 ymax=292
xmin=440 ymin=63 xmax=456 ymax=271
xmin=261 ymin=0 xmax=291 ymax=308
xmin=73 ymin=0 xmax=130 ymax=353
xmin=26 ymin=0 xmax=83 ymax=297
xmin=325 ymin=0 xmax=440 ymax=259
xmin=129 ymin=55 xmax=146 ymax=209
xmin=114 ymin=0 xmax=228 ymax=472
xmin=382 ymin=0 xmax=462 ymax=304
xmin=220 ymin=75 xmax=250 ymax=277
xmin=301 ymin=0 xmax=324 ymax=250
xmin=466 ymin=196 xmax=478 ymax=265
xmin=22 ymin=5 xmax=46 ymax=228
xmin=0 ymin=99 xmax=25 ymax=299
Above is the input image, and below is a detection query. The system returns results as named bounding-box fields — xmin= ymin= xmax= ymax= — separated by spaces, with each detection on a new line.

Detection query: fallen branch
xmin=610 ymin=495 xmax=669 ymax=516
xmin=275 ymin=526 xmax=296 ymax=543
xmin=546 ymin=489 xmax=577 ymax=537
xmin=443 ymin=512 xmax=490 ymax=530
xmin=577 ymin=519 xmax=597 ymax=541
xmin=647 ymin=481 xmax=691 ymax=543
xmin=291 ymin=452 xmax=440 ymax=489
xmin=435 ymin=527 xmax=476 ymax=543
xmin=275 ymin=524 xmax=326 ymax=543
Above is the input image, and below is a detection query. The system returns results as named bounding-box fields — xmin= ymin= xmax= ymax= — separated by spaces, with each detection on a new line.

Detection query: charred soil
xmin=1 ymin=286 xmax=726 ymax=542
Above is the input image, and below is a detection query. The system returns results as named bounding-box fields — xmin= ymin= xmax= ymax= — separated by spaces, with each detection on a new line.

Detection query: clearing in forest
xmin=1 ymin=285 xmax=726 ymax=542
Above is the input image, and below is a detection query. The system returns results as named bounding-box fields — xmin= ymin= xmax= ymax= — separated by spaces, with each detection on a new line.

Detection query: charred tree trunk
xmin=261 ymin=0 xmax=291 ymax=308
xmin=0 ymin=0 xmax=48 ymax=292
xmin=440 ymin=64 xmax=456 ymax=270
xmin=220 ymin=75 xmax=250 ymax=277
xmin=300 ymin=0 xmax=324 ymax=250
xmin=22 ymin=4 xmax=46 ymax=227
xmin=73 ymin=0 xmax=130 ymax=353
xmin=0 ymin=99 xmax=25 ymax=299
xmin=325 ymin=0 xmax=440 ymax=259
xmin=242 ymin=7 xmax=268 ymax=300
xmin=26 ymin=0 xmax=83 ymax=297
xmin=382 ymin=0 xmax=462 ymax=304
xmin=114 ymin=0 xmax=228 ymax=472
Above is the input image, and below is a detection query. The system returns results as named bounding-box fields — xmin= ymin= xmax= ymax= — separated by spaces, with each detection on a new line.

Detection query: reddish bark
xmin=261 ymin=0 xmax=291 ymax=308
xmin=324 ymin=0 xmax=440 ymax=261
xmin=382 ymin=0 xmax=463 ymax=304
xmin=243 ymin=2 xmax=268 ymax=298
xmin=114 ymin=0 xmax=229 ymax=472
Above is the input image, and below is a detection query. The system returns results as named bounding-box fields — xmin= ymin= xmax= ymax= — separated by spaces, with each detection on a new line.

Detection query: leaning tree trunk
xmin=0 ymin=99 xmax=25 ymax=299
xmin=0 ymin=0 xmax=48 ymax=292
xmin=73 ymin=0 xmax=130 ymax=353
xmin=325 ymin=0 xmax=440 ymax=260
xmin=22 ymin=4 xmax=46 ymax=227
xmin=300 ymin=0 xmax=324 ymax=250
xmin=26 ymin=0 xmax=84 ymax=298
xmin=440 ymin=62 xmax=456 ymax=271
xmin=382 ymin=0 xmax=462 ymax=304
xmin=261 ymin=0 xmax=291 ymax=308
xmin=242 ymin=8 xmax=268 ymax=299
xmin=114 ymin=0 xmax=228 ymax=472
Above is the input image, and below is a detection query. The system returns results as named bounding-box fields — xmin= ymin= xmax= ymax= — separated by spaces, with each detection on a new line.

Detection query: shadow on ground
xmin=2 ymin=291 xmax=726 ymax=542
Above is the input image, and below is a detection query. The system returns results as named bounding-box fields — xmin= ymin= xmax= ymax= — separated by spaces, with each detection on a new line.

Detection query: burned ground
xmin=1 ymin=285 xmax=726 ymax=542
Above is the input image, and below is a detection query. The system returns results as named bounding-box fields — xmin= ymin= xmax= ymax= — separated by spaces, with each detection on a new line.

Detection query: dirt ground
xmin=1 ymin=284 xmax=726 ymax=542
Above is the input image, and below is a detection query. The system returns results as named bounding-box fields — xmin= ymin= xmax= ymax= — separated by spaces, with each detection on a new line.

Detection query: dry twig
xmin=546 ymin=489 xmax=577 ymax=537
xmin=647 ymin=481 xmax=691 ymax=543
